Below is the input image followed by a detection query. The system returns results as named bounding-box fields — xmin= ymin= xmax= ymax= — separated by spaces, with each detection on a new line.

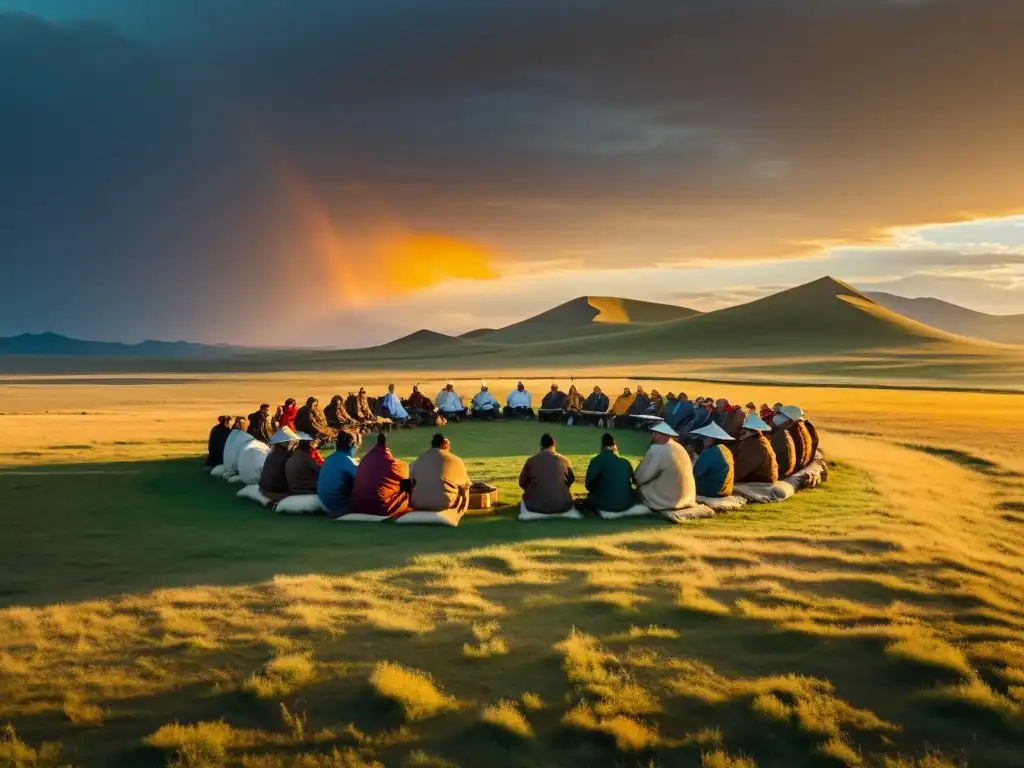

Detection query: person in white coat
xmin=435 ymin=382 xmax=467 ymax=422
xmin=634 ymin=422 xmax=696 ymax=513
xmin=503 ymin=381 xmax=535 ymax=420
xmin=471 ymin=383 xmax=501 ymax=420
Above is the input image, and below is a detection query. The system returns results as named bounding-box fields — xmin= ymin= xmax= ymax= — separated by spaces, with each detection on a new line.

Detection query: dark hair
xmin=218 ymin=415 xmax=231 ymax=425
xmin=306 ymin=396 xmax=317 ymax=406
xmin=260 ymin=403 xmax=270 ymax=410
xmin=285 ymin=398 xmax=296 ymax=406
xmin=431 ymin=433 xmax=446 ymax=448
xmin=601 ymin=432 xmax=616 ymax=449
xmin=337 ymin=432 xmax=356 ymax=451
xmin=540 ymin=433 xmax=555 ymax=449
xmin=376 ymin=433 xmax=387 ymax=447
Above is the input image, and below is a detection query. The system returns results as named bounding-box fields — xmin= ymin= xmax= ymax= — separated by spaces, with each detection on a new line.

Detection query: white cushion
xmin=695 ymin=494 xmax=747 ymax=512
xmin=333 ymin=513 xmax=391 ymax=523
xmin=733 ymin=482 xmax=795 ymax=503
xmin=237 ymin=484 xmax=272 ymax=507
xmin=661 ymin=505 xmax=716 ymax=522
xmin=227 ymin=474 xmax=246 ymax=484
xmin=394 ymin=509 xmax=464 ymax=527
xmin=222 ymin=430 xmax=254 ymax=474
xmin=518 ymin=501 xmax=583 ymax=521
xmin=597 ymin=503 xmax=651 ymax=520
xmin=209 ymin=464 xmax=226 ymax=478
xmin=237 ymin=441 xmax=271 ymax=486
xmin=275 ymin=494 xmax=327 ymax=515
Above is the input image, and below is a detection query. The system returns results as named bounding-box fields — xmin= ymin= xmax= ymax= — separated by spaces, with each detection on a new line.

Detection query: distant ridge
xmin=373 ymin=329 xmax=465 ymax=352
xmin=866 ymin=291 xmax=1024 ymax=344
xmin=477 ymin=296 xmax=699 ymax=344
xmin=459 ymin=328 xmax=497 ymax=340
xmin=0 ymin=332 xmax=244 ymax=358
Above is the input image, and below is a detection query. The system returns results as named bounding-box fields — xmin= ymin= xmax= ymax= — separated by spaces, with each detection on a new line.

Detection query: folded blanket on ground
xmin=732 ymin=482 xmax=795 ymax=503
xmin=275 ymin=494 xmax=327 ymax=515
xmin=695 ymin=494 xmax=747 ymax=512
xmin=518 ymin=501 xmax=584 ymax=521
xmin=660 ymin=505 xmax=717 ymax=522
xmin=784 ymin=456 xmax=828 ymax=490
xmin=333 ymin=513 xmax=391 ymax=523
xmin=597 ymin=503 xmax=651 ymax=520
xmin=237 ymin=484 xmax=272 ymax=507
xmin=394 ymin=509 xmax=465 ymax=527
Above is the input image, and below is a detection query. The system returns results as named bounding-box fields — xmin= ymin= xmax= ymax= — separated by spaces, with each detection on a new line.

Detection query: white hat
xmin=690 ymin=422 xmax=734 ymax=441
xmin=651 ymin=422 xmax=679 ymax=437
xmin=780 ymin=405 xmax=805 ymax=421
xmin=743 ymin=413 xmax=771 ymax=432
xmin=269 ymin=427 xmax=299 ymax=445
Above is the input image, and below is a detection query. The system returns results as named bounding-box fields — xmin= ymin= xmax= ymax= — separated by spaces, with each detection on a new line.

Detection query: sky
xmin=2 ymin=0 xmax=1024 ymax=347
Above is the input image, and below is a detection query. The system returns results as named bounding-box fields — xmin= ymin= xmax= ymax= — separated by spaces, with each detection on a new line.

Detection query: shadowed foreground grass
xmin=0 ymin=424 xmax=1023 ymax=766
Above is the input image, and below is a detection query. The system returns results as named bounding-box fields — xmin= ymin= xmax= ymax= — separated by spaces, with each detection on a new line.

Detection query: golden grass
xmin=244 ymin=653 xmax=317 ymax=699
xmin=479 ymin=700 xmax=533 ymax=739
xmin=0 ymin=724 xmax=64 ymax=767
xmin=520 ymin=692 xmax=544 ymax=710
xmin=885 ymin=635 xmax=973 ymax=677
xmin=819 ymin=735 xmax=863 ymax=767
xmin=368 ymin=663 xmax=459 ymax=721
xmin=701 ymin=749 xmax=757 ymax=768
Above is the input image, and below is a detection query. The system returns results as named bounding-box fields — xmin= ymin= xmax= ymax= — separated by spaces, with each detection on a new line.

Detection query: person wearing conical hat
xmin=768 ymin=411 xmax=798 ymax=478
xmin=471 ymin=382 xmax=500 ymax=420
xmin=690 ymin=422 xmax=735 ymax=498
xmin=260 ymin=427 xmax=300 ymax=502
xmin=776 ymin=405 xmax=813 ymax=471
xmin=285 ymin=433 xmax=324 ymax=497
xmin=731 ymin=413 xmax=779 ymax=484
xmin=634 ymin=422 xmax=696 ymax=513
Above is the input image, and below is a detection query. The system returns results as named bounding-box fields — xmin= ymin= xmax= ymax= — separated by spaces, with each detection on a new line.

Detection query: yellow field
xmin=0 ymin=372 xmax=1022 ymax=766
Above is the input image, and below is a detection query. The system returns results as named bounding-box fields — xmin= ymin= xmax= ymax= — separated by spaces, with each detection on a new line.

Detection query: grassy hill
xmin=459 ymin=328 xmax=497 ymax=340
xmin=476 ymin=296 xmax=700 ymax=344
xmin=867 ymin=291 xmax=1024 ymax=344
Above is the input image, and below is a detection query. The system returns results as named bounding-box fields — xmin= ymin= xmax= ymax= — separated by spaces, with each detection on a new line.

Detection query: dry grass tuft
xmin=244 ymin=653 xmax=316 ymax=699
xmin=63 ymin=692 xmax=104 ymax=726
xmin=562 ymin=704 xmax=660 ymax=751
xmin=679 ymin=585 xmax=731 ymax=616
xmin=793 ymin=691 xmax=895 ymax=736
xmin=819 ymin=735 xmax=863 ymax=766
xmin=147 ymin=720 xmax=236 ymax=768
xmin=403 ymin=751 xmax=459 ymax=768
xmin=627 ymin=624 xmax=680 ymax=639
xmin=520 ymin=692 xmax=544 ymax=710
xmin=462 ymin=621 xmax=508 ymax=658
xmin=882 ymin=753 xmax=963 ymax=768
xmin=0 ymin=724 xmax=64 ymax=767
xmin=885 ymin=635 xmax=973 ymax=677
xmin=241 ymin=748 xmax=384 ymax=768
xmin=369 ymin=662 xmax=459 ymax=721
xmin=701 ymin=749 xmax=757 ymax=768
xmin=752 ymin=693 xmax=792 ymax=722
xmin=479 ymin=700 xmax=533 ymax=739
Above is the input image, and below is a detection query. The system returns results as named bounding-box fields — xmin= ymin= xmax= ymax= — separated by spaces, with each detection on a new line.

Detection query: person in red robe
xmin=277 ymin=398 xmax=298 ymax=430
xmin=350 ymin=433 xmax=412 ymax=517
xmin=404 ymin=385 xmax=437 ymax=426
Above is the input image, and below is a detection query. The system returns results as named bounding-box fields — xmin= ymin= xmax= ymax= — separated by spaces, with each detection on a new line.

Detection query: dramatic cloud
xmin=1 ymin=1 xmax=1023 ymax=342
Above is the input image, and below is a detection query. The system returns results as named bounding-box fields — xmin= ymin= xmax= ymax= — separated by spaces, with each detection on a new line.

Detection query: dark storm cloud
xmin=1 ymin=1 xmax=1023 ymax=342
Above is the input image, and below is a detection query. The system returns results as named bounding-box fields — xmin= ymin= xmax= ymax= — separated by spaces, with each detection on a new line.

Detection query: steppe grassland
xmin=0 ymin=372 xmax=1022 ymax=766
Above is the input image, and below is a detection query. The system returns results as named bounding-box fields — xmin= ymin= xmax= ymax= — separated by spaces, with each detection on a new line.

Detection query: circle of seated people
xmin=206 ymin=384 xmax=825 ymax=528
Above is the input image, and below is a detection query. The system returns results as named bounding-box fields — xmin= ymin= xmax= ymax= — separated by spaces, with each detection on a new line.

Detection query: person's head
xmin=330 ymin=395 xmax=342 ymax=405
xmin=285 ymin=398 xmax=296 ymax=407
xmin=666 ymin=392 xmax=676 ymax=401
xmin=549 ymin=383 xmax=558 ymax=392
xmin=651 ymin=430 xmax=672 ymax=445
xmin=773 ymin=411 xmax=793 ymax=428
xmin=445 ymin=383 xmax=454 ymax=392
xmin=376 ymin=433 xmax=388 ymax=448
xmin=636 ymin=385 xmax=646 ymax=395
xmin=650 ymin=389 xmax=661 ymax=398
xmin=218 ymin=415 xmax=231 ymax=426
xmin=431 ymin=433 xmax=450 ymax=451
xmin=480 ymin=383 xmax=489 ymax=392
xmin=232 ymin=416 xmax=247 ymax=430
xmin=601 ymin=432 xmax=617 ymax=452
xmin=517 ymin=381 xmax=526 ymax=392
xmin=337 ymin=431 xmax=357 ymax=456
xmin=679 ymin=392 xmax=688 ymax=402
xmin=623 ymin=387 xmax=632 ymax=396
xmin=540 ymin=433 xmax=555 ymax=451
xmin=745 ymin=402 xmax=756 ymax=413
xmin=760 ymin=402 xmax=770 ymax=411
xmin=704 ymin=400 xmax=715 ymax=411
xmin=773 ymin=402 xmax=783 ymax=412
xmin=593 ymin=385 xmax=602 ymax=394
xmin=568 ymin=384 xmax=577 ymax=394
xmin=298 ymin=439 xmax=315 ymax=453
xmin=694 ymin=397 xmax=704 ymax=407
xmin=358 ymin=387 xmax=366 ymax=396
xmin=388 ymin=383 xmax=395 ymax=393
xmin=412 ymin=384 xmax=420 ymax=393
xmin=305 ymin=397 xmax=317 ymax=407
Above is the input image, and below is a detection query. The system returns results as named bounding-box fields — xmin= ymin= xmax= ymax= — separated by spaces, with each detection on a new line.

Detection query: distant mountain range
xmin=865 ymin=292 xmax=1024 ymax=345
xmin=0 ymin=332 xmax=245 ymax=358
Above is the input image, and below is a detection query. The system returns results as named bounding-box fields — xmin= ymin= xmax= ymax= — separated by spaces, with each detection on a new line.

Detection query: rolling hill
xmin=475 ymin=296 xmax=700 ymax=344
xmin=0 ymin=332 xmax=245 ymax=358
xmin=866 ymin=292 xmax=1024 ymax=344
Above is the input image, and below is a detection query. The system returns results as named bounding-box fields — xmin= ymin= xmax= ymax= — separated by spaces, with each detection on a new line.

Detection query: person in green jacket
xmin=690 ymin=422 xmax=735 ymax=498
xmin=582 ymin=433 xmax=638 ymax=513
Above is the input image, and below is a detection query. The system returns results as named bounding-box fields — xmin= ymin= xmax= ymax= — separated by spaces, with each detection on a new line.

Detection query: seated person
xmin=380 ymin=384 xmax=409 ymax=425
xmin=635 ymin=422 xmax=696 ymax=512
xmin=647 ymin=389 xmax=665 ymax=416
xmin=223 ymin=416 xmax=254 ymax=472
xmin=276 ymin=398 xmax=298 ymax=431
xmin=471 ymin=383 xmax=500 ymax=420
xmin=658 ymin=392 xmax=677 ymax=418
xmin=285 ymin=435 xmax=324 ymax=496
xmin=744 ymin=402 xmax=757 ymax=416
xmin=665 ymin=393 xmax=696 ymax=433
xmin=687 ymin=399 xmax=714 ymax=439
xmin=731 ymin=413 xmax=779 ymax=484
xmin=690 ymin=422 xmax=735 ymax=498
xmin=519 ymin=433 xmax=576 ymax=514
xmin=410 ymin=433 xmax=472 ymax=512
xmin=504 ymin=381 xmax=535 ymax=419
xmin=325 ymin=395 xmax=358 ymax=430
xmin=352 ymin=387 xmax=382 ymax=427
xmin=769 ymin=414 xmax=798 ymax=478
xmin=581 ymin=386 xmax=611 ymax=425
xmin=295 ymin=397 xmax=340 ymax=444
xmin=435 ymin=382 xmax=467 ymax=422
xmin=582 ymin=433 xmax=638 ymax=514
xmin=759 ymin=403 xmax=774 ymax=423
xmin=405 ymin=384 xmax=436 ymax=425
xmin=626 ymin=386 xmax=652 ymax=422
xmin=247 ymin=404 xmax=273 ymax=444
xmin=779 ymin=405 xmax=814 ymax=470
xmin=804 ymin=415 xmax=821 ymax=458
xmin=609 ymin=387 xmax=637 ymax=427
xmin=564 ymin=384 xmax=584 ymax=425
xmin=259 ymin=429 xmax=299 ymax=502
xmin=538 ymin=383 xmax=566 ymax=422
xmin=723 ymin=402 xmax=746 ymax=438
xmin=206 ymin=415 xmax=232 ymax=467
xmin=350 ymin=433 xmax=411 ymax=517
xmin=317 ymin=431 xmax=360 ymax=518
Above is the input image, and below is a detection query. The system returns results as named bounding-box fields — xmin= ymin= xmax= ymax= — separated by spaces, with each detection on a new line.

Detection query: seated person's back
xmin=584 ymin=433 xmax=637 ymax=513
xmin=317 ymin=432 xmax=360 ymax=516
xmin=260 ymin=442 xmax=295 ymax=498
xmin=519 ymin=434 xmax=575 ymax=513
xmin=351 ymin=434 xmax=411 ymax=516
xmin=285 ymin=439 xmax=323 ymax=495
xmin=410 ymin=434 xmax=471 ymax=511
